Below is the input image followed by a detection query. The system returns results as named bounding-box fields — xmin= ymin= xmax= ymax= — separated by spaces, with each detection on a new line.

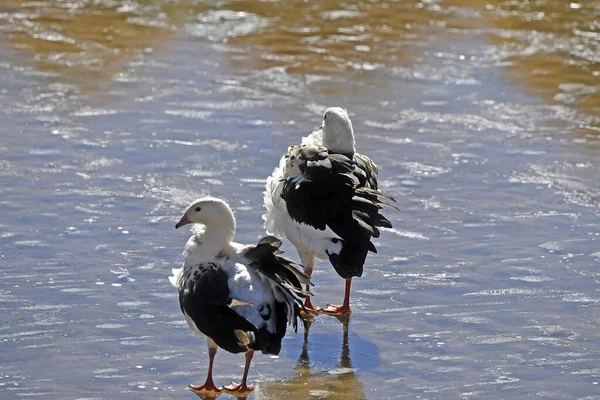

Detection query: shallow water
xmin=1 ymin=0 xmax=599 ymax=399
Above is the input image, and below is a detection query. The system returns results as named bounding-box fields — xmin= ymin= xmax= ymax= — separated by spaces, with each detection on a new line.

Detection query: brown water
xmin=1 ymin=1 xmax=600 ymax=399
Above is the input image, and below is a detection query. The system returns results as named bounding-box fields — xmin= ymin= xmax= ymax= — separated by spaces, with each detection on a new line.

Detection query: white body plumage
xmin=263 ymin=157 xmax=343 ymax=264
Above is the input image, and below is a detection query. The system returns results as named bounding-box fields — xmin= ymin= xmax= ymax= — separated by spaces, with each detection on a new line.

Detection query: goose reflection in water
xmin=190 ymin=326 xmax=367 ymax=399
xmin=253 ymin=326 xmax=367 ymax=400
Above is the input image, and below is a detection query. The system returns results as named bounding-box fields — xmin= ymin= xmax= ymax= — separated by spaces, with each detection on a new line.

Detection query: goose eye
xmin=195 ymin=207 xmax=201 ymax=212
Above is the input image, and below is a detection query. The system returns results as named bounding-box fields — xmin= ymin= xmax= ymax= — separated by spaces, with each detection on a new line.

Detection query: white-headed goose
xmin=264 ymin=107 xmax=396 ymax=322
xmin=171 ymin=197 xmax=309 ymax=396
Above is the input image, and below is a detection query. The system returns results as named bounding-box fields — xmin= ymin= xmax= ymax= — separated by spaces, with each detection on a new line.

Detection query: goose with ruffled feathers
xmin=264 ymin=107 xmax=396 ymax=322
xmin=171 ymin=197 xmax=309 ymax=397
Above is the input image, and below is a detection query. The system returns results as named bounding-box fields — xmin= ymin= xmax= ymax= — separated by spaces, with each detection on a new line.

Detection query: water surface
xmin=1 ymin=1 xmax=599 ymax=399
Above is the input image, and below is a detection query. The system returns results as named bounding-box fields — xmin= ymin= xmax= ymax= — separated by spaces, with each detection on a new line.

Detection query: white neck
xmin=322 ymin=124 xmax=356 ymax=154
xmin=183 ymin=218 xmax=236 ymax=266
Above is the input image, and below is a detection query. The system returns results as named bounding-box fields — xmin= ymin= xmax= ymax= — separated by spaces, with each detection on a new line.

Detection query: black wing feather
xmin=354 ymin=152 xmax=379 ymax=190
xmin=281 ymin=144 xmax=395 ymax=278
xmin=244 ymin=236 xmax=311 ymax=299
xmin=243 ymin=237 xmax=311 ymax=350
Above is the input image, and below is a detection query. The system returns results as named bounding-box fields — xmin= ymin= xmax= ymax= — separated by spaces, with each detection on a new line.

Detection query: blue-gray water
xmin=1 ymin=1 xmax=599 ymax=399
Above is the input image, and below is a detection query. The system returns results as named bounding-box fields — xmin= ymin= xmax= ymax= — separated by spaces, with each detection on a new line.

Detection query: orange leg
xmin=322 ymin=278 xmax=353 ymax=322
xmin=303 ymin=279 xmax=320 ymax=311
xmin=189 ymin=343 xmax=222 ymax=395
xmin=223 ymin=350 xmax=254 ymax=396
xmin=299 ymin=251 xmax=320 ymax=314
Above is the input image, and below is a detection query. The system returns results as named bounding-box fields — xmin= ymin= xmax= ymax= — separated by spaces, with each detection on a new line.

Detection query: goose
xmin=263 ymin=107 xmax=396 ymax=322
xmin=171 ymin=197 xmax=309 ymax=396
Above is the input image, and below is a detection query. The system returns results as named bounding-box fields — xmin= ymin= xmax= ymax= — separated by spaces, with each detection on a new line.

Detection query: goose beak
xmin=175 ymin=214 xmax=191 ymax=229
xmin=318 ymin=124 xmax=323 ymax=130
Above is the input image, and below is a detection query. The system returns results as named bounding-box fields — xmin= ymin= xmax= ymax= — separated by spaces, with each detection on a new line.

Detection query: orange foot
xmin=301 ymin=297 xmax=321 ymax=321
xmin=189 ymin=381 xmax=222 ymax=398
xmin=322 ymin=304 xmax=352 ymax=324
xmin=304 ymin=297 xmax=322 ymax=312
xmin=223 ymin=382 xmax=254 ymax=397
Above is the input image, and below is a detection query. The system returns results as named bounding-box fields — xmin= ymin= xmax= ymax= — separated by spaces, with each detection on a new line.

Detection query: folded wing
xmin=280 ymin=145 xmax=396 ymax=278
